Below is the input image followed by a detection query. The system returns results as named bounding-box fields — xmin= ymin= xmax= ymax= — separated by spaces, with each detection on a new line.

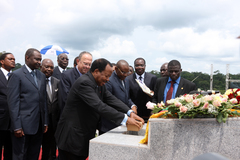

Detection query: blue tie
xmin=31 ymin=71 xmax=38 ymax=86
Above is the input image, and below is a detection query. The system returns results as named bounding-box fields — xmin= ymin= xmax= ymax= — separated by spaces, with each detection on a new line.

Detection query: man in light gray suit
xmin=7 ymin=48 xmax=48 ymax=160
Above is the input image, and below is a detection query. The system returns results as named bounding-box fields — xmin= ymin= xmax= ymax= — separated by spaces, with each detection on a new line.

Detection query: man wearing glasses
xmin=152 ymin=60 xmax=196 ymax=105
xmin=128 ymin=57 xmax=157 ymax=122
xmin=52 ymin=53 xmax=69 ymax=80
xmin=59 ymin=51 xmax=92 ymax=113
xmin=100 ymin=60 xmax=137 ymax=134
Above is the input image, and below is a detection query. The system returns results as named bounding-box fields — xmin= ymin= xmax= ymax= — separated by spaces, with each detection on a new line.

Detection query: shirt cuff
xmin=131 ymin=105 xmax=137 ymax=109
xmin=127 ymin=110 xmax=134 ymax=116
xmin=121 ymin=114 xmax=128 ymax=126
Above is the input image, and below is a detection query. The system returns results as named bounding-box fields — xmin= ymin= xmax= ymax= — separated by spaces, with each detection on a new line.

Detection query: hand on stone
xmin=130 ymin=112 xmax=144 ymax=125
xmin=14 ymin=129 xmax=24 ymax=138
xmin=127 ymin=117 xmax=143 ymax=129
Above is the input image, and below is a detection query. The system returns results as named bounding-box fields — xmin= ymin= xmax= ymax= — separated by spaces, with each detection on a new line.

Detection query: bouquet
xmin=146 ymin=92 xmax=240 ymax=123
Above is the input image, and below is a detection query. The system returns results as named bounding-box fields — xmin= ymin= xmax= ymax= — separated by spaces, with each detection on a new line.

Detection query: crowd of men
xmin=0 ymin=48 xmax=196 ymax=160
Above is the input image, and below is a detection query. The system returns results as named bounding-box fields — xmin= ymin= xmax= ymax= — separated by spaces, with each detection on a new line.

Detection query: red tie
xmin=166 ymin=81 xmax=175 ymax=105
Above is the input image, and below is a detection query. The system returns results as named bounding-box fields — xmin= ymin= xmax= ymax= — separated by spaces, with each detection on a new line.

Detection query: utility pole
xmin=210 ymin=64 xmax=213 ymax=90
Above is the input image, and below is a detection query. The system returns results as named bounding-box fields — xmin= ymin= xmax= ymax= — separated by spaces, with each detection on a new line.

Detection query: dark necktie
xmin=46 ymin=79 xmax=52 ymax=101
xmin=6 ymin=72 xmax=10 ymax=79
xmin=139 ymin=76 xmax=142 ymax=83
xmin=31 ymin=71 xmax=38 ymax=86
xmin=166 ymin=81 xmax=175 ymax=105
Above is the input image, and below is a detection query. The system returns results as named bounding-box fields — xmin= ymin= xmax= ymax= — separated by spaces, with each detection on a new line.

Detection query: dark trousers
xmin=58 ymin=149 xmax=86 ymax=160
xmin=42 ymin=115 xmax=57 ymax=160
xmin=11 ymin=124 xmax=43 ymax=160
xmin=0 ymin=130 xmax=12 ymax=160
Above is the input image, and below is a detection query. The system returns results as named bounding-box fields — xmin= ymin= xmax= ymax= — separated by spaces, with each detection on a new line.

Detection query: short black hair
xmin=0 ymin=53 xmax=13 ymax=66
xmin=134 ymin=57 xmax=146 ymax=66
xmin=90 ymin=58 xmax=112 ymax=72
xmin=0 ymin=53 xmax=12 ymax=61
xmin=74 ymin=56 xmax=78 ymax=66
xmin=168 ymin=60 xmax=181 ymax=69
xmin=25 ymin=48 xmax=40 ymax=60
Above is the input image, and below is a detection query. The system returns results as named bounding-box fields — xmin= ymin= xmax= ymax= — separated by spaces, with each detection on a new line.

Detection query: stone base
xmin=89 ymin=117 xmax=240 ymax=160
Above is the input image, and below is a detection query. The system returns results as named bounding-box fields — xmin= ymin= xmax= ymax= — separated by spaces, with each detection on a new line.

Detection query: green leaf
xmin=217 ymin=113 xmax=223 ymax=123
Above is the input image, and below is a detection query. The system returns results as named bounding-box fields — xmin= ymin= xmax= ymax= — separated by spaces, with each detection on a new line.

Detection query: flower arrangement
xmin=225 ymin=88 xmax=240 ymax=104
xmin=146 ymin=92 xmax=240 ymax=123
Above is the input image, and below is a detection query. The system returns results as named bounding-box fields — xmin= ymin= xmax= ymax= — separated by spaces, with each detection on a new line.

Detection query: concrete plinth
xmin=89 ymin=118 xmax=240 ymax=160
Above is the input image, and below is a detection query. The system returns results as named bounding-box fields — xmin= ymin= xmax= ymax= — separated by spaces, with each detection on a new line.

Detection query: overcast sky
xmin=1 ymin=0 xmax=240 ymax=75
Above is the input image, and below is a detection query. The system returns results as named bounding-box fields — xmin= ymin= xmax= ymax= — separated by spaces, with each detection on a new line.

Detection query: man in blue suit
xmin=59 ymin=51 xmax=92 ymax=113
xmin=7 ymin=48 xmax=48 ymax=160
xmin=100 ymin=60 xmax=137 ymax=134
xmin=0 ymin=53 xmax=15 ymax=160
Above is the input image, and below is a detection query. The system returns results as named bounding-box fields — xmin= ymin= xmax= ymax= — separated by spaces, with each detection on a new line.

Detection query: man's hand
xmin=44 ymin=126 xmax=48 ymax=133
xmin=126 ymin=117 xmax=143 ymax=129
xmin=130 ymin=112 xmax=144 ymax=125
xmin=131 ymin=105 xmax=138 ymax=114
xmin=14 ymin=129 xmax=24 ymax=138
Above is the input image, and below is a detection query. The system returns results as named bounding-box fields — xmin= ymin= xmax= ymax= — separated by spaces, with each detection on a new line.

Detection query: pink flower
xmin=180 ymin=106 xmax=188 ymax=113
xmin=174 ymin=101 xmax=182 ymax=107
xmin=203 ymin=102 xmax=209 ymax=109
xmin=205 ymin=96 xmax=213 ymax=101
xmin=230 ymin=98 xmax=238 ymax=104
xmin=213 ymin=99 xmax=221 ymax=107
xmin=146 ymin=101 xmax=155 ymax=110
xmin=185 ymin=95 xmax=193 ymax=103
xmin=193 ymin=99 xmax=200 ymax=107
xmin=157 ymin=102 xmax=164 ymax=108
xmin=221 ymin=98 xmax=227 ymax=103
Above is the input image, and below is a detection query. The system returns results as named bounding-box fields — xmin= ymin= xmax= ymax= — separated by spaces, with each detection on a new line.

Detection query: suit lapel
xmin=114 ymin=73 xmax=125 ymax=92
xmin=36 ymin=70 xmax=42 ymax=90
xmin=51 ymin=77 xmax=58 ymax=103
xmin=23 ymin=66 xmax=38 ymax=89
xmin=176 ymin=78 xmax=184 ymax=97
xmin=0 ymin=70 xmax=7 ymax=86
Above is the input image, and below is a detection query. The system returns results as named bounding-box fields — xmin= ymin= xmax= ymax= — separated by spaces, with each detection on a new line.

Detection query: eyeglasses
xmin=61 ymin=58 xmax=69 ymax=61
xmin=118 ymin=68 xmax=131 ymax=75
xmin=80 ymin=61 xmax=91 ymax=67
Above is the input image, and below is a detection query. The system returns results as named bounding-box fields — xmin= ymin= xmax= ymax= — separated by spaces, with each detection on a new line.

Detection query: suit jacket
xmin=47 ymin=76 xmax=60 ymax=131
xmin=59 ymin=67 xmax=80 ymax=112
xmin=52 ymin=66 xmax=62 ymax=80
xmin=0 ymin=70 xmax=10 ymax=130
xmin=101 ymin=72 xmax=134 ymax=132
xmin=55 ymin=72 xmax=130 ymax=157
xmin=7 ymin=65 xmax=48 ymax=134
xmin=127 ymin=72 xmax=157 ymax=118
xmin=152 ymin=77 xmax=197 ymax=103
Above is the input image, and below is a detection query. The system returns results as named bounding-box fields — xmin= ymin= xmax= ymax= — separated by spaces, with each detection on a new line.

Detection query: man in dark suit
xmin=55 ymin=58 xmax=144 ymax=160
xmin=101 ymin=60 xmax=137 ymax=134
xmin=0 ymin=53 xmax=15 ymax=160
xmin=59 ymin=51 xmax=92 ymax=112
xmin=160 ymin=62 xmax=169 ymax=77
xmin=152 ymin=60 xmax=196 ymax=104
xmin=7 ymin=48 xmax=48 ymax=160
xmin=52 ymin=53 xmax=69 ymax=80
xmin=127 ymin=57 xmax=157 ymax=121
xmin=41 ymin=59 xmax=60 ymax=160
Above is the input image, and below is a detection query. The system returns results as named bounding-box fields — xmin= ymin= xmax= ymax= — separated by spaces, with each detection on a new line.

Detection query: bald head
xmin=116 ymin=60 xmax=130 ymax=80
xmin=160 ymin=62 xmax=169 ymax=77
xmin=41 ymin=59 xmax=54 ymax=78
